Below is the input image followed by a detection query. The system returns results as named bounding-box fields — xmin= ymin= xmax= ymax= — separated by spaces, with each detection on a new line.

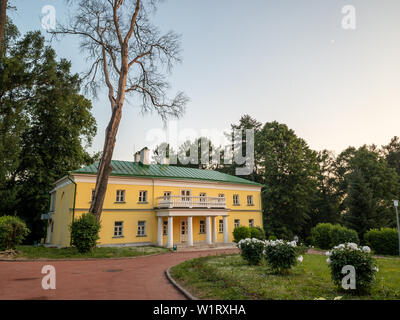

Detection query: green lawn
xmin=9 ymin=245 xmax=169 ymax=259
xmin=170 ymin=253 xmax=400 ymax=300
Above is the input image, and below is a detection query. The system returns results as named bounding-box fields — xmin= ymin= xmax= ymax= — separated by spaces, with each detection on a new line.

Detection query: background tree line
xmin=154 ymin=115 xmax=400 ymax=243
xmin=0 ymin=16 xmax=99 ymax=242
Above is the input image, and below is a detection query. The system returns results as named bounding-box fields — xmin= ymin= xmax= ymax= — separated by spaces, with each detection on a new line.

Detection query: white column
xmin=167 ymin=216 xmax=174 ymax=248
xmin=223 ymin=216 xmax=229 ymax=243
xmin=187 ymin=216 xmax=193 ymax=246
xmin=157 ymin=217 xmax=163 ymax=247
xmin=206 ymin=216 xmax=212 ymax=245
xmin=212 ymin=216 xmax=217 ymax=244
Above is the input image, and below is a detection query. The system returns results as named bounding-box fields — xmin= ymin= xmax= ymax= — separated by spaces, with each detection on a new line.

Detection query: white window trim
xmin=137 ymin=221 xmax=146 ymax=237
xmin=116 ymin=190 xmax=126 ymax=203
xmin=114 ymin=221 xmax=124 ymax=237
xmin=139 ymin=190 xmax=148 ymax=203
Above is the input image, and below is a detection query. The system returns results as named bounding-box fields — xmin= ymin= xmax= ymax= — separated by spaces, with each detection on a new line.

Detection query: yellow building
xmin=43 ymin=148 xmax=263 ymax=248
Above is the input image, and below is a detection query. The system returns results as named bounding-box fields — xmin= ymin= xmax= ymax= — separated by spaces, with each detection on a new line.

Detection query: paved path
xmin=0 ymin=249 xmax=238 ymax=300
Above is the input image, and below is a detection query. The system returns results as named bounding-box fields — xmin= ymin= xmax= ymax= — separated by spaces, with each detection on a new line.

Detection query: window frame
xmin=163 ymin=220 xmax=168 ymax=235
xmin=114 ymin=221 xmax=124 ymax=237
xmin=116 ymin=190 xmax=126 ymax=203
xmin=247 ymin=195 xmax=254 ymax=206
xmin=249 ymin=219 xmax=255 ymax=228
xmin=218 ymin=219 xmax=224 ymax=233
xmin=199 ymin=220 xmax=205 ymax=234
xmin=137 ymin=221 xmax=146 ymax=237
xmin=139 ymin=190 xmax=148 ymax=203
xmin=233 ymin=194 xmax=240 ymax=206
xmin=234 ymin=219 xmax=240 ymax=229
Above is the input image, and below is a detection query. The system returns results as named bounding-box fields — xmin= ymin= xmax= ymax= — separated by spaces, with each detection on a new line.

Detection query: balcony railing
xmin=156 ymin=195 xmax=227 ymax=209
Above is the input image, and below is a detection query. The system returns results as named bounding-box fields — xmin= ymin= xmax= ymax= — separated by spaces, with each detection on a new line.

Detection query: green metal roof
xmin=73 ymin=160 xmax=262 ymax=186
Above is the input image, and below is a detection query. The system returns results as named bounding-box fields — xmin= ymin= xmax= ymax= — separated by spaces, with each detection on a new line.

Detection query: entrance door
xmin=180 ymin=220 xmax=188 ymax=242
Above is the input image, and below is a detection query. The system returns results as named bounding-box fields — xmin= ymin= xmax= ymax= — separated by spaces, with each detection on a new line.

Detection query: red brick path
xmin=0 ymin=249 xmax=238 ymax=300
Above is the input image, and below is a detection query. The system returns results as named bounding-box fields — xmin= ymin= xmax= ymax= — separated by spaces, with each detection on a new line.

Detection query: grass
xmin=10 ymin=245 xmax=169 ymax=259
xmin=170 ymin=253 xmax=400 ymax=300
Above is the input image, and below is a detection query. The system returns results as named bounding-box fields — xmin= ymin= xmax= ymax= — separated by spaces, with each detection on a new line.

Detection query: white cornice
xmin=72 ymin=174 xmax=262 ymax=192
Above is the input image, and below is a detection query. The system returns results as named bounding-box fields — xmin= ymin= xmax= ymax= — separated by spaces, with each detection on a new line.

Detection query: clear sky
xmin=10 ymin=0 xmax=400 ymax=160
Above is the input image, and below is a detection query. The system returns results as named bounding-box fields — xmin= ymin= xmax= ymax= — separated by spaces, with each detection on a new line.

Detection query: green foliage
xmin=365 ymin=228 xmax=399 ymax=256
xmin=311 ymin=223 xmax=334 ymax=249
xmin=0 ymin=215 xmax=30 ymax=250
xmin=249 ymin=226 xmax=265 ymax=240
xmin=264 ymin=239 xmax=298 ymax=274
xmin=237 ymin=238 xmax=265 ymax=265
xmin=268 ymin=235 xmax=277 ymax=241
xmin=70 ymin=213 xmax=100 ymax=253
xmin=330 ymin=225 xmax=359 ymax=247
xmin=336 ymin=146 xmax=400 ymax=240
xmin=311 ymin=223 xmax=359 ymax=249
xmin=233 ymin=226 xmax=251 ymax=243
xmin=259 ymin=121 xmax=319 ymax=240
xmin=327 ymin=243 xmax=378 ymax=293
xmin=0 ymin=23 xmax=98 ymax=242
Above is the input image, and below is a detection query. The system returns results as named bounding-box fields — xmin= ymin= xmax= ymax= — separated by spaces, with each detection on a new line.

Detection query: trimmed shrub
xmin=237 ymin=238 xmax=265 ymax=265
xmin=330 ymin=225 xmax=359 ymax=247
xmin=311 ymin=223 xmax=334 ymax=249
xmin=365 ymin=228 xmax=399 ymax=255
xmin=249 ymin=226 xmax=265 ymax=240
xmin=0 ymin=216 xmax=30 ymax=250
xmin=326 ymin=243 xmax=378 ymax=293
xmin=311 ymin=223 xmax=359 ymax=249
xmin=233 ymin=226 xmax=251 ymax=243
xmin=264 ymin=239 xmax=299 ymax=274
xmin=70 ymin=213 xmax=101 ymax=253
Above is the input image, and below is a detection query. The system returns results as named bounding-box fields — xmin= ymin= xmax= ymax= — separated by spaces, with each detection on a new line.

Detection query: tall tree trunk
xmin=89 ymin=104 xmax=123 ymax=221
xmin=0 ymin=0 xmax=7 ymax=55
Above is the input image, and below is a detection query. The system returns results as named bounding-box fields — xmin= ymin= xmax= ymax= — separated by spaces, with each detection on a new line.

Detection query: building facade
xmin=43 ymin=149 xmax=263 ymax=248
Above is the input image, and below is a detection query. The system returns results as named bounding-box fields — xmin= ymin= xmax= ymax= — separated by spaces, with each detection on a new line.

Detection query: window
xmin=218 ymin=194 xmax=225 ymax=203
xmin=249 ymin=219 xmax=254 ymax=228
xmin=199 ymin=220 xmax=205 ymax=234
xmin=91 ymin=189 xmax=95 ymax=202
xmin=139 ymin=190 xmax=148 ymax=203
xmin=219 ymin=219 xmax=224 ymax=233
xmin=233 ymin=194 xmax=240 ymax=205
xmin=49 ymin=192 xmax=56 ymax=212
xmin=114 ymin=221 xmax=123 ymax=237
xmin=137 ymin=221 xmax=146 ymax=236
xmin=163 ymin=220 xmax=168 ymax=235
xmin=163 ymin=191 xmax=171 ymax=200
xmin=234 ymin=219 xmax=240 ymax=229
xmin=181 ymin=189 xmax=191 ymax=201
xmin=51 ymin=220 xmax=54 ymax=233
xmin=247 ymin=195 xmax=254 ymax=206
xmin=116 ymin=190 xmax=126 ymax=203
xmin=199 ymin=193 xmax=206 ymax=203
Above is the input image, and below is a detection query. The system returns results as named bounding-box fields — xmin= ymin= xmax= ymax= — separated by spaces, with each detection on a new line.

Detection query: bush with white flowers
xmin=264 ymin=239 xmax=299 ymax=274
xmin=326 ymin=243 xmax=378 ymax=293
xmin=237 ymin=238 xmax=265 ymax=265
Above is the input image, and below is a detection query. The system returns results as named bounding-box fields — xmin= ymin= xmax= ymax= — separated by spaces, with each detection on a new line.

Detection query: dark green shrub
xmin=268 ymin=235 xmax=277 ymax=241
xmin=0 ymin=216 xmax=30 ymax=250
xmin=264 ymin=239 xmax=298 ymax=274
xmin=327 ymin=243 xmax=378 ymax=293
xmin=311 ymin=223 xmax=334 ymax=249
xmin=237 ymin=238 xmax=265 ymax=265
xmin=330 ymin=225 xmax=359 ymax=247
xmin=70 ymin=213 xmax=101 ymax=253
xmin=365 ymin=228 xmax=399 ymax=255
xmin=249 ymin=226 xmax=265 ymax=240
xmin=233 ymin=226 xmax=251 ymax=243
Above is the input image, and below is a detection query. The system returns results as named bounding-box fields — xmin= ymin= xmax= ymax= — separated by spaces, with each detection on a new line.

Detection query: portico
xmin=156 ymin=209 xmax=230 ymax=248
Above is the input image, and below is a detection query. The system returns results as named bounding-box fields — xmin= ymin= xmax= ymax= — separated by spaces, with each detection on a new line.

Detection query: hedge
xmin=365 ymin=228 xmax=399 ymax=255
xmin=311 ymin=223 xmax=359 ymax=250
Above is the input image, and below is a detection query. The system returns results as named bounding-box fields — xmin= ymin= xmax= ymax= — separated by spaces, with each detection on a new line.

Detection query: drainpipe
xmin=67 ymin=173 xmax=77 ymax=246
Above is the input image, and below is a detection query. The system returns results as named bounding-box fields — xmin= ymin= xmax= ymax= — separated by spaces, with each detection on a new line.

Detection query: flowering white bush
xmin=326 ymin=242 xmax=378 ymax=293
xmin=264 ymin=239 xmax=300 ymax=274
xmin=237 ymin=238 xmax=265 ymax=265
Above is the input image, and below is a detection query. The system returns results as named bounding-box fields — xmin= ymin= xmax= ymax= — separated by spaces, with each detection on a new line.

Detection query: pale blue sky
xmin=10 ymin=0 xmax=400 ymax=159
